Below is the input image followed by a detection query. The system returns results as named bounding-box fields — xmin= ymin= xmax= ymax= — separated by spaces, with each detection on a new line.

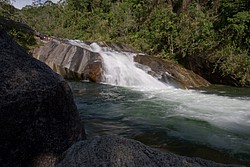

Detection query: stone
xmin=33 ymin=40 xmax=103 ymax=82
xmin=33 ymin=40 xmax=210 ymax=88
xmin=134 ymin=54 xmax=210 ymax=88
xmin=33 ymin=40 xmax=136 ymax=82
xmin=0 ymin=29 xmax=84 ymax=167
xmin=56 ymin=135 xmax=241 ymax=167
xmin=177 ymin=54 xmax=241 ymax=86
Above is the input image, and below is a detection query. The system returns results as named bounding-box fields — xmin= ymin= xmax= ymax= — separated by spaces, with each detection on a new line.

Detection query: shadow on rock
xmin=0 ymin=29 xmax=85 ymax=167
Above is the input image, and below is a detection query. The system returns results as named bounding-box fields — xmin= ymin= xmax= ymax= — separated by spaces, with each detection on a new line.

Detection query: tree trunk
xmin=173 ymin=0 xmax=192 ymax=13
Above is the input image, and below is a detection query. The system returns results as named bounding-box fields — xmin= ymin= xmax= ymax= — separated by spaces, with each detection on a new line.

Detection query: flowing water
xmin=68 ymin=42 xmax=250 ymax=166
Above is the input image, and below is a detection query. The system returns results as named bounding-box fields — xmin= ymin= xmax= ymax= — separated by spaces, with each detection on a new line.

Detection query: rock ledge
xmin=57 ymin=135 xmax=241 ymax=167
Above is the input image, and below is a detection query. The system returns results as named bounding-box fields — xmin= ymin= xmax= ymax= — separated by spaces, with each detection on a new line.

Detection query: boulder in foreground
xmin=0 ymin=29 xmax=84 ymax=167
xmin=56 ymin=135 xmax=241 ymax=167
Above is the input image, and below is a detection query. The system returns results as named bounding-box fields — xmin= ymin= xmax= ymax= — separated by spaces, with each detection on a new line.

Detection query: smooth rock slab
xmin=56 ymin=135 xmax=241 ymax=167
xmin=33 ymin=40 xmax=210 ymax=88
xmin=0 ymin=29 xmax=84 ymax=166
xmin=134 ymin=54 xmax=210 ymax=88
xmin=33 ymin=40 xmax=103 ymax=82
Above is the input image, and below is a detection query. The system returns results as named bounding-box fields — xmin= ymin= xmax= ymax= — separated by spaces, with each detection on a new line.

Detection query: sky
xmin=13 ymin=0 xmax=60 ymax=9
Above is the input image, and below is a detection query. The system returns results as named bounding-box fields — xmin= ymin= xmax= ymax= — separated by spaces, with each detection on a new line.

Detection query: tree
xmin=15 ymin=0 xmax=250 ymax=86
xmin=0 ymin=0 xmax=15 ymax=4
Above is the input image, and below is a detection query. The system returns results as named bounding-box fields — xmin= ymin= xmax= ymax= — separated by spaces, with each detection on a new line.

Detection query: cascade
xmin=69 ymin=41 xmax=169 ymax=89
xmin=68 ymin=40 xmax=250 ymax=164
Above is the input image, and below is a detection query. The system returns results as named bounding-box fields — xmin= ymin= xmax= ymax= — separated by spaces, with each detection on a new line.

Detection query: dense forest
xmin=1 ymin=0 xmax=250 ymax=86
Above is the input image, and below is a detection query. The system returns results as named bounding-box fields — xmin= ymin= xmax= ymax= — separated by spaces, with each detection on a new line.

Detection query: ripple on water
xmin=69 ymin=81 xmax=250 ymax=166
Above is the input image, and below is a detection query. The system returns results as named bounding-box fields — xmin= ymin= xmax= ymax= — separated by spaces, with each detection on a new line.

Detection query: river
xmin=66 ymin=41 xmax=250 ymax=166
xmin=69 ymin=81 xmax=250 ymax=166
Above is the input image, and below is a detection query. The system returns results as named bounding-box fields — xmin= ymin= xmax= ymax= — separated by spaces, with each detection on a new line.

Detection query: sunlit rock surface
xmin=177 ymin=54 xmax=250 ymax=87
xmin=134 ymin=54 xmax=210 ymax=88
xmin=0 ymin=29 xmax=84 ymax=167
xmin=33 ymin=41 xmax=103 ymax=82
xmin=33 ymin=40 xmax=210 ymax=88
xmin=56 ymin=135 xmax=241 ymax=167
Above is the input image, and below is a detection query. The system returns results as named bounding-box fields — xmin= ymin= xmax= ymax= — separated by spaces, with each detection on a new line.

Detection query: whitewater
xmin=69 ymin=41 xmax=250 ymax=164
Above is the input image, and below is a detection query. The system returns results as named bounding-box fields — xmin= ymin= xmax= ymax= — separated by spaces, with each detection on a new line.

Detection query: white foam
xmin=149 ymin=88 xmax=250 ymax=136
xmin=100 ymin=50 xmax=168 ymax=89
xmin=69 ymin=40 xmax=250 ymax=141
xmin=68 ymin=40 xmax=168 ymax=89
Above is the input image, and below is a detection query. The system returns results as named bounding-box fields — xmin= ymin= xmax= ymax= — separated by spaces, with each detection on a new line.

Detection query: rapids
xmin=68 ymin=41 xmax=250 ymax=166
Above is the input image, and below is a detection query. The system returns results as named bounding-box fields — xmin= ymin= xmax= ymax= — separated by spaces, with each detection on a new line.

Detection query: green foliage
xmin=0 ymin=2 xmax=36 ymax=51
xmin=212 ymin=0 xmax=250 ymax=86
xmin=2 ymin=0 xmax=250 ymax=86
xmin=142 ymin=4 xmax=177 ymax=58
xmin=226 ymin=11 xmax=250 ymax=48
xmin=0 ymin=0 xmax=15 ymax=4
xmin=216 ymin=45 xmax=250 ymax=86
xmin=0 ymin=1 xmax=16 ymax=17
xmin=174 ymin=3 xmax=216 ymax=57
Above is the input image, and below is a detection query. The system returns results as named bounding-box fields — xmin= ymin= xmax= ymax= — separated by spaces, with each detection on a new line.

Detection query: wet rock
xmin=33 ymin=41 xmax=136 ymax=82
xmin=33 ymin=41 xmax=102 ymax=81
xmin=33 ymin=40 xmax=210 ymax=88
xmin=56 ymin=135 xmax=241 ymax=167
xmin=0 ymin=29 xmax=84 ymax=166
xmin=134 ymin=54 xmax=210 ymax=88
xmin=177 ymin=54 xmax=242 ymax=86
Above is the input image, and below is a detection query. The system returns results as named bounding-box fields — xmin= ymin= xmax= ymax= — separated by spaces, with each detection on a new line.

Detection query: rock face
xmin=33 ymin=41 xmax=136 ymax=82
xmin=177 ymin=54 xmax=239 ymax=86
xmin=33 ymin=41 xmax=103 ymax=82
xmin=0 ymin=29 xmax=84 ymax=166
xmin=134 ymin=54 xmax=210 ymax=88
xmin=56 ymin=135 xmax=240 ymax=167
xmin=33 ymin=40 xmax=210 ymax=88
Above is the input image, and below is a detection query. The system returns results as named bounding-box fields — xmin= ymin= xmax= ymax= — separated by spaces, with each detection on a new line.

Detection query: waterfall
xmin=69 ymin=40 xmax=250 ymax=164
xmin=100 ymin=49 xmax=167 ymax=88
xmin=69 ymin=40 xmax=168 ymax=89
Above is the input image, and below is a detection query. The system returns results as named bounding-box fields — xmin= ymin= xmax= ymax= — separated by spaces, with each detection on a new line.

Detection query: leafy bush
xmin=2 ymin=0 xmax=250 ymax=86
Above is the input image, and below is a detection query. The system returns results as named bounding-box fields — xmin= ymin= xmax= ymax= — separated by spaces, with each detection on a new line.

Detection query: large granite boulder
xmin=33 ymin=40 xmax=103 ymax=82
xmin=33 ymin=40 xmax=210 ymax=88
xmin=134 ymin=54 xmax=210 ymax=88
xmin=33 ymin=41 xmax=136 ymax=82
xmin=0 ymin=29 xmax=84 ymax=166
xmin=177 ymin=54 xmax=249 ymax=87
xmin=56 ymin=135 xmax=240 ymax=167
